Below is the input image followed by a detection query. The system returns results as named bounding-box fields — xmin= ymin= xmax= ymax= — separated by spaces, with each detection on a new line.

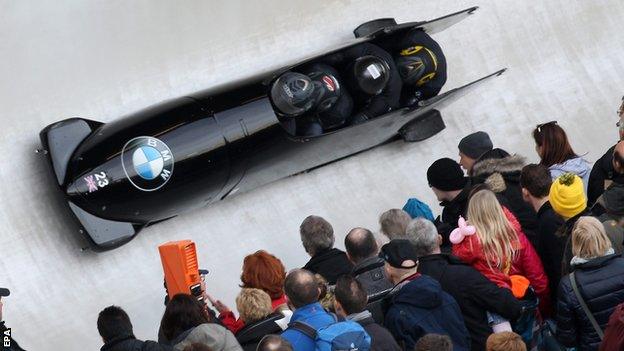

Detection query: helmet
xmin=395 ymin=45 xmax=438 ymax=86
xmin=307 ymin=71 xmax=341 ymax=113
xmin=350 ymin=55 xmax=390 ymax=95
xmin=270 ymin=72 xmax=317 ymax=116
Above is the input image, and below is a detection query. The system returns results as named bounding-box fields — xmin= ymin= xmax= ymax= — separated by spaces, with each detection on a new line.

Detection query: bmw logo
xmin=121 ymin=136 xmax=174 ymax=191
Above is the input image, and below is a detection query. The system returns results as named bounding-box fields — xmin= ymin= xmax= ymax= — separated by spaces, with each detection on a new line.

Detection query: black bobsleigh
xmin=40 ymin=7 xmax=505 ymax=250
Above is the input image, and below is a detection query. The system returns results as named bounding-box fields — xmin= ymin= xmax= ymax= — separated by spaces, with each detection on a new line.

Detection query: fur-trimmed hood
xmin=471 ymin=152 xmax=527 ymax=193
xmin=472 ymin=153 xmax=526 ymax=177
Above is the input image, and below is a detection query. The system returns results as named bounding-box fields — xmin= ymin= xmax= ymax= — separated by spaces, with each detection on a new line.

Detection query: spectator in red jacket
xmin=452 ymin=189 xmax=550 ymax=316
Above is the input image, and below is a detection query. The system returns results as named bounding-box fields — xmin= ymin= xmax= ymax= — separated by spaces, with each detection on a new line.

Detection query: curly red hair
xmin=240 ymin=250 xmax=286 ymax=300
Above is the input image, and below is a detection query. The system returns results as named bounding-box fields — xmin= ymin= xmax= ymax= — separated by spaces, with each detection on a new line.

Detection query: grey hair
xmin=405 ymin=218 xmax=439 ymax=257
xmin=299 ymin=215 xmax=335 ymax=256
xmin=379 ymin=209 xmax=412 ymax=240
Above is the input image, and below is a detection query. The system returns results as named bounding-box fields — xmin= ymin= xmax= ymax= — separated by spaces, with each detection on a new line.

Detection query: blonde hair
xmin=572 ymin=216 xmax=612 ymax=259
xmin=486 ymin=331 xmax=526 ymax=351
xmin=236 ymin=288 xmax=273 ymax=323
xmin=467 ymin=190 xmax=519 ymax=272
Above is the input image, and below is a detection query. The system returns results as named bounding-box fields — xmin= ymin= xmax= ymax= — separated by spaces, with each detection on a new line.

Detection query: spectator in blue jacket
xmin=380 ymin=240 xmax=470 ymax=351
xmin=281 ymin=269 xmax=335 ymax=351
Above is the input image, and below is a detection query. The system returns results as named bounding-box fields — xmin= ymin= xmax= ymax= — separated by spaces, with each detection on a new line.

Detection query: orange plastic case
xmin=159 ymin=240 xmax=202 ymax=300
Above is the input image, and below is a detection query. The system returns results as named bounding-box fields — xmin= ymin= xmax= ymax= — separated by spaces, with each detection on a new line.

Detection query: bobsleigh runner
xmin=39 ymin=6 xmax=505 ymax=250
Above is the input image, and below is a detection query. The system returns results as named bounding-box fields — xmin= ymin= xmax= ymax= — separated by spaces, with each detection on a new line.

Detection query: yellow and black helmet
xmin=395 ymin=45 xmax=438 ymax=86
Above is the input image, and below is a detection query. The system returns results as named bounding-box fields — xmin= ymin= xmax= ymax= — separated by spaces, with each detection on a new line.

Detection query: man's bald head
xmin=258 ymin=335 xmax=293 ymax=351
xmin=284 ymin=269 xmax=319 ymax=308
xmin=344 ymin=227 xmax=378 ymax=264
xmin=614 ymin=141 xmax=624 ymax=174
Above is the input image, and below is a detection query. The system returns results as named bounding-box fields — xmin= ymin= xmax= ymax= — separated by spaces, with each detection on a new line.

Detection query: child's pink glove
xmin=450 ymin=216 xmax=476 ymax=244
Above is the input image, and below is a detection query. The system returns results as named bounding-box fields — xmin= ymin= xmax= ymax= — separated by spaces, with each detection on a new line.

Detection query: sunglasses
xmin=536 ymin=120 xmax=557 ymax=133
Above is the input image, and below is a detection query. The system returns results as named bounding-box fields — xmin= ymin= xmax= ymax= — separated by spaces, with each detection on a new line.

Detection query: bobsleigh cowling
xmin=39 ymin=7 xmax=506 ymax=250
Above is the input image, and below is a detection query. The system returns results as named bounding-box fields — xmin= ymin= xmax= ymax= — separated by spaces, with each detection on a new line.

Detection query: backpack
xmin=289 ymin=318 xmax=371 ymax=351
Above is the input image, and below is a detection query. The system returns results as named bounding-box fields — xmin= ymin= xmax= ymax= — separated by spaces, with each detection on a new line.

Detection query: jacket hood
xmin=574 ymin=253 xmax=621 ymax=270
xmin=472 ymin=153 xmax=526 ymax=178
xmin=471 ymin=153 xmax=526 ymax=192
xmin=236 ymin=313 xmax=283 ymax=344
xmin=393 ymin=275 xmax=443 ymax=309
xmin=549 ymin=157 xmax=590 ymax=178
xmin=173 ymin=323 xmax=240 ymax=351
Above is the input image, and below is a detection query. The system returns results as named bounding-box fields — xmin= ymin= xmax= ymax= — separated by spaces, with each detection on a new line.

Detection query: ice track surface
xmin=1 ymin=0 xmax=623 ymax=349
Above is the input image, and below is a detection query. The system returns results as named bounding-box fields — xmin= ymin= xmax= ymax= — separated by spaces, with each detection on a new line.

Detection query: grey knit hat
xmin=458 ymin=131 xmax=493 ymax=159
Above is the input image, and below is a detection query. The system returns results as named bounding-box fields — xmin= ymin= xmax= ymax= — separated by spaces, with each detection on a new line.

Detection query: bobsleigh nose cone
xmin=66 ymin=178 xmax=88 ymax=197
xmin=66 ymin=181 xmax=81 ymax=197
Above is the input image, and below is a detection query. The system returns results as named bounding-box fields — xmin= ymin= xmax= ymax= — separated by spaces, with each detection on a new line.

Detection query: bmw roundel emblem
xmin=121 ymin=136 xmax=174 ymax=191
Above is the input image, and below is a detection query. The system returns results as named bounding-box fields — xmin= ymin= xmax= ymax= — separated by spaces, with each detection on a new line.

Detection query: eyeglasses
xmin=536 ymin=121 xmax=557 ymax=133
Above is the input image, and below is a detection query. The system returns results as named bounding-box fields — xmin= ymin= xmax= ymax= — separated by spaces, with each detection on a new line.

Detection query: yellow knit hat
xmin=549 ymin=173 xmax=586 ymax=219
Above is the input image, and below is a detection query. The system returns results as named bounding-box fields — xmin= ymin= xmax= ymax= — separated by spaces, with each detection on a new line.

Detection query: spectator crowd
xmin=21 ymin=98 xmax=622 ymax=351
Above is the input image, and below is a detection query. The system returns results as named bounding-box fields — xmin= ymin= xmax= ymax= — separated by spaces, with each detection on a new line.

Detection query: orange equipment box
xmin=159 ymin=240 xmax=202 ymax=300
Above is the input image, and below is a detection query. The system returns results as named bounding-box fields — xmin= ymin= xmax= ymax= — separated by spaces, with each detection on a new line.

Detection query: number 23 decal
xmin=94 ymin=172 xmax=109 ymax=187
xmin=84 ymin=171 xmax=109 ymax=193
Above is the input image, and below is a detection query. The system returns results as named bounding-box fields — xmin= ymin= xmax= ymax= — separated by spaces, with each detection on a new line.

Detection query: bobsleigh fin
xmin=399 ymin=109 xmax=445 ymax=142
xmin=366 ymin=6 xmax=479 ymax=38
xmin=417 ymin=68 xmax=507 ymax=111
xmin=68 ymin=202 xmax=143 ymax=250
xmin=398 ymin=68 xmax=506 ymax=142
xmin=39 ymin=118 xmax=103 ymax=185
xmin=417 ymin=6 xmax=479 ymax=35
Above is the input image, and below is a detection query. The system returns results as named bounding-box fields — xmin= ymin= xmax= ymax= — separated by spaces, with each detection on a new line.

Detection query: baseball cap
xmin=379 ymin=240 xmax=418 ymax=269
xmin=0 ymin=288 xmax=10 ymax=297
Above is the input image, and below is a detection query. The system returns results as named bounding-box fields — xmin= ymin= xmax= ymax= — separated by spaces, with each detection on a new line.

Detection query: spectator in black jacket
xmin=591 ymin=142 xmax=624 ymax=255
xmin=98 ymin=305 xmax=172 ymax=351
xmin=457 ymin=132 xmax=539 ymax=244
xmin=345 ymin=227 xmax=393 ymax=299
xmin=587 ymin=96 xmax=624 ymax=205
xmin=300 ymin=215 xmax=353 ymax=285
xmin=556 ymin=217 xmax=624 ymax=351
xmin=426 ymin=157 xmax=471 ymax=251
xmin=234 ymin=289 xmax=284 ymax=351
xmin=520 ymin=164 xmax=566 ymax=308
xmin=334 ymin=276 xmax=401 ymax=351
xmin=407 ymin=218 xmax=522 ymax=351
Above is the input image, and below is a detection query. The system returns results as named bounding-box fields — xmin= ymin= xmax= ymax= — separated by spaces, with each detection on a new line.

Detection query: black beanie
xmin=458 ymin=131 xmax=493 ymax=159
xmin=427 ymin=158 xmax=467 ymax=191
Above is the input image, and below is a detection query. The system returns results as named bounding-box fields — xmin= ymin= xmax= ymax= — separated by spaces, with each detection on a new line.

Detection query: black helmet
xmin=395 ymin=45 xmax=438 ymax=86
xmin=350 ymin=55 xmax=390 ymax=95
xmin=270 ymin=72 xmax=317 ymax=116
xmin=307 ymin=71 xmax=341 ymax=113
